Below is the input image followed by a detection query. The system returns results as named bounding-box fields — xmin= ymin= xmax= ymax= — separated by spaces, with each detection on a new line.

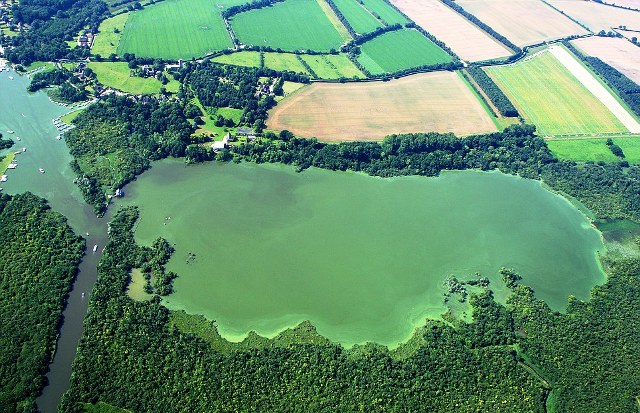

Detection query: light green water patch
xmin=119 ymin=160 xmax=605 ymax=348
xmin=0 ymin=71 xmax=101 ymax=234
xmin=126 ymin=269 xmax=153 ymax=301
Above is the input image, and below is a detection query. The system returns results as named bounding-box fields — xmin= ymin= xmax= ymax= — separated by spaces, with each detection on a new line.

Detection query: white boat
xmin=6 ymin=130 xmax=14 ymax=134
xmin=92 ymin=244 xmax=98 ymax=252
xmin=38 ymin=168 xmax=45 ymax=173
xmin=0 ymin=175 xmax=6 ymax=182
xmin=8 ymin=76 xmax=13 ymax=80
xmin=15 ymin=136 xmax=21 ymax=141
xmin=55 ymin=135 xmax=61 ymax=140
xmin=22 ymin=147 xmax=26 ymax=152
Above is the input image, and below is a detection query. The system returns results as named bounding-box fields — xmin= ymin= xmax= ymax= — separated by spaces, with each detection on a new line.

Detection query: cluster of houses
xmin=210 ymin=128 xmax=256 ymax=152
xmin=77 ymin=32 xmax=94 ymax=48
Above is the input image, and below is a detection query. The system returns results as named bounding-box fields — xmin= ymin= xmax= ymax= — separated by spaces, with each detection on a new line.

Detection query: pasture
xmin=267 ymin=71 xmax=497 ymax=141
xmin=614 ymin=137 xmax=640 ymax=164
xmin=456 ymin=0 xmax=588 ymax=47
xmin=118 ymin=0 xmax=240 ymax=60
xmin=211 ymin=51 xmax=261 ymax=67
xmin=88 ymin=62 xmax=180 ymax=94
xmin=357 ymin=29 xmax=452 ymax=74
xmin=546 ymin=0 xmax=640 ymax=32
xmin=91 ymin=13 xmax=128 ymax=57
xmin=230 ymin=0 xmax=345 ymax=52
xmin=300 ymin=54 xmax=365 ymax=79
xmin=263 ymin=53 xmax=310 ymax=74
xmin=331 ymin=0 xmax=383 ymax=34
xmin=360 ymin=0 xmax=407 ymax=25
xmin=546 ymin=139 xmax=619 ymax=163
xmin=389 ymin=0 xmax=511 ymax=62
xmin=486 ymin=49 xmax=628 ymax=136
xmin=571 ymin=37 xmax=640 ymax=85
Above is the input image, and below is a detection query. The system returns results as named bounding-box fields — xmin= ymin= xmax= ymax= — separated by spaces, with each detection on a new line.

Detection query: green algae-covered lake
xmin=121 ymin=160 xmax=605 ymax=347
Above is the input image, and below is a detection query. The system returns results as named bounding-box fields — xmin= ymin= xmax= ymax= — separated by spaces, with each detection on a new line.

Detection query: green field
xmin=547 ymin=139 xmax=618 ymax=163
xmin=300 ymin=54 xmax=365 ymax=79
xmin=91 ymin=13 xmax=128 ymax=57
xmin=214 ymin=107 xmax=244 ymax=123
xmin=230 ymin=0 xmax=345 ymax=52
xmin=360 ymin=0 xmax=407 ymax=25
xmin=211 ymin=51 xmax=262 ymax=68
xmin=332 ymin=0 xmax=383 ymax=34
xmin=0 ymin=152 xmax=15 ymax=175
xmin=357 ymin=29 xmax=452 ymax=74
xmin=118 ymin=0 xmax=242 ymax=60
xmin=263 ymin=52 xmax=310 ymax=74
xmin=88 ymin=62 xmax=180 ymax=94
xmin=486 ymin=51 xmax=628 ymax=136
xmin=613 ymin=137 xmax=640 ymax=164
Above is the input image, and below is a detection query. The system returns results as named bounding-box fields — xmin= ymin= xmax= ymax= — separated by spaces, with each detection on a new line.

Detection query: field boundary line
xmin=549 ymin=45 xmax=640 ymax=133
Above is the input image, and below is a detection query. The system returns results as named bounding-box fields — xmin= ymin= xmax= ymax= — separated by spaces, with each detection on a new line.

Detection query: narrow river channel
xmin=0 ymin=70 xmax=110 ymax=412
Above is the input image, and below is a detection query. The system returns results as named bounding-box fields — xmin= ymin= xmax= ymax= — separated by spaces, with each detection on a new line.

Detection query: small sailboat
xmin=15 ymin=136 xmax=21 ymax=141
xmin=92 ymin=244 xmax=98 ymax=253
xmin=6 ymin=130 xmax=14 ymax=134
xmin=22 ymin=147 xmax=26 ymax=152
xmin=38 ymin=168 xmax=45 ymax=173
xmin=8 ymin=76 xmax=13 ymax=80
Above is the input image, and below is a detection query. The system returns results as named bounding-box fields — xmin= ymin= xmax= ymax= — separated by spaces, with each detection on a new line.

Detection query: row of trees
xmin=0 ymin=193 xmax=84 ymax=413
xmin=466 ymin=66 xmax=519 ymax=117
xmin=221 ymin=0 xmax=285 ymax=19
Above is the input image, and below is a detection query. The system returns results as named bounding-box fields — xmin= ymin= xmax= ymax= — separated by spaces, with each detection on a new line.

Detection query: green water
xmin=121 ymin=159 xmax=606 ymax=348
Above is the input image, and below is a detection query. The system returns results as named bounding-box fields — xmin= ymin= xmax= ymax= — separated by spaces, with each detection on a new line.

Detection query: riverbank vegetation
xmin=0 ymin=193 xmax=84 ymax=412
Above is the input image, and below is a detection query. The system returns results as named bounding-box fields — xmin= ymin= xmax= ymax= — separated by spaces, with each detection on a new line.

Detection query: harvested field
xmin=571 ymin=37 xmax=640 ymax=85
xmin=357 ymin=29 xmax=452 ymax=74
xmin=267 ymin=71 xmax=497 ymax=141
xmin=604 ymin=0 xmax=640 ymax=9
xmin=457 ymin=0 xmax=588 ymax=46
xmin=486 ymin=48 xmax=631 ymax=135
xmin=546 ymin=0 xmax=640 ymax=32
xmin=230 ymin=0 xmax=345 ymax=52
xmin=389 ymin=0 xmax=511 ymax=62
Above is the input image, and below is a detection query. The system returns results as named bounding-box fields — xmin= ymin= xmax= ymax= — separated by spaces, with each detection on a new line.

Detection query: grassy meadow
xmin=263 ymin=53 xmax=310 ymax=74
xmin=546 ymin=139 xmax=619 ymax=163
xmin=118 ymin=0 xmax=241 ymax=59
xmin=211 ymin=51 xmax=262 ymax=68
xmin=91 ymin=13 xmax=128 ymax=57
xmin=230 ymin=0 xmax=345 ymax=52
xmin=300 ymin=54 xmax=365 ymax=79
xmin=614 ymin=137 xmax=640 ymax=164
xmin=332 ymin=0 xmax=383 ymax=34
xmin=88 ymin=62 xmax=180 ymax=94
xmin=486 ymin=51 xmax=628 ymax=136
xmin=360 ymin=0 xmax=407 ymax=25
xmin=357 ymin=29 xmax=452 ymax=74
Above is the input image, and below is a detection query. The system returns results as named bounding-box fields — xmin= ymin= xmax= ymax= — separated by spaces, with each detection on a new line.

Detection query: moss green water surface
xmin=121 ymin=160 xmax=605 ymax=347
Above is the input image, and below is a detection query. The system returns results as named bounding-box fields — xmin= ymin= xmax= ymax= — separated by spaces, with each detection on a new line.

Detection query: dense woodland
xmin=0 ymin=193 xmax=84 ymax=413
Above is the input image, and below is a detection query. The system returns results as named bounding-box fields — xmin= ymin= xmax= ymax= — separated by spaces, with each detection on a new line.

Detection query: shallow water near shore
xmin=121 ymin=159 xmax=605 ymax=348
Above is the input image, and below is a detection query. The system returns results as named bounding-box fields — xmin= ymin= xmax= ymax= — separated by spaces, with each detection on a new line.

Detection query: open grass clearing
xmin=91 ymin=13 xmax=128 ymax=57
xmin=389 ymin=0 xmax=511 ymax=62
xmin=571 ymin=36 xmax=640 ymax=85
xmin=457 ymin=0 xmax=588 ymax=47
xmin=267 ymin=71 xmax=497 ymax=141
xmin=230 ymin=0 xmax=345 ymax=52
xmin=613 ymin=137 xmax=640 ymax=163
xmin=546 ymin=138 xmax=619 ymax=162
xmin=118 ymin=0 xmax=241 ymax=60
xmin=211 ymin=51 xmax=262 ymax=68
xmin=214 ymin=107 xmax=244 ymax=123
xmin=486 ymin=48 xmax=630 ymax=135
xmin=0 ymin=152 xmax=16 ymax=175
xmin=263 ymin=53 xmax=310 ymax=74
xmin=357 ymin=28 xmax=452 ymax=74
xmin=360 ymin=0 xmax=407 ymax=25
xmin=331 ymin=0 xmax=383 ymax=34
xmin=299 ymin=54 xmax=365 ymax=79
xmin=88 ymin=62 xmax=180 ymax=94
xmin=546 ymin=0 xmax=640 ymax=32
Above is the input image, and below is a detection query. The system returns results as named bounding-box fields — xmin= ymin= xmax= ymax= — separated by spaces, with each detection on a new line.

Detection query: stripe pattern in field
xmin=486 ymin=47 xmax=634 ymax=136
xmin=389 ymin=0 xmax=511 ymax=62
xmin=267 ymin=72 xmax=497 ymax=141
xmin=571 ymin=37 xmax=640 ymax=86
xmin=331 ymin=0 xmax=383 ymax=34
xmin=456 ymin=0 xmax=588 ymax=47
xmin=118 ymin=0 xmax=242 ymax=59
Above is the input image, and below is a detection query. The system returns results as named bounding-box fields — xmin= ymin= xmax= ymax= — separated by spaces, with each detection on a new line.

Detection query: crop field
xmin=486 ymin=49 xmax=630 ymax=136
xmin=546 ymin=139 xmax=619 ymax=163
xmin=263 ymin=53 xmax=310 ymax=74
xmin=230 ymin=0 xmax=345 ymax=52
xmin=91 ymin=13 xmax=128 ymax=57
xmin=546 ymin=0 xmax=640 ymax=32
xmin=118 ymin=0 xmax=241 ymax=60
xmin=360 ymin=0 xmax=408 ymax=25
xmin=331 ymin=0 xmax=383 ymax=34
xmin=389 ymin=0 xmax=511 ymax=62
xmin=300 ymin=54 xmax=365 ymax=79
xmin=606 ymin=0 xmax=640 ymax=9
xmin=267 ymin=71 xmax=497 ymax=141
xmin=87 ymin=62 xmax=180 ymax=94
xmin=571 ymin=37 xmax=640 ymax=85
xmin=211 ymin=51 xmax=262 ymax=67
xmin=357 ymin=29 xmax=452 ymax=74
xmin=456 ymin=0 xmax=588 ymax=47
